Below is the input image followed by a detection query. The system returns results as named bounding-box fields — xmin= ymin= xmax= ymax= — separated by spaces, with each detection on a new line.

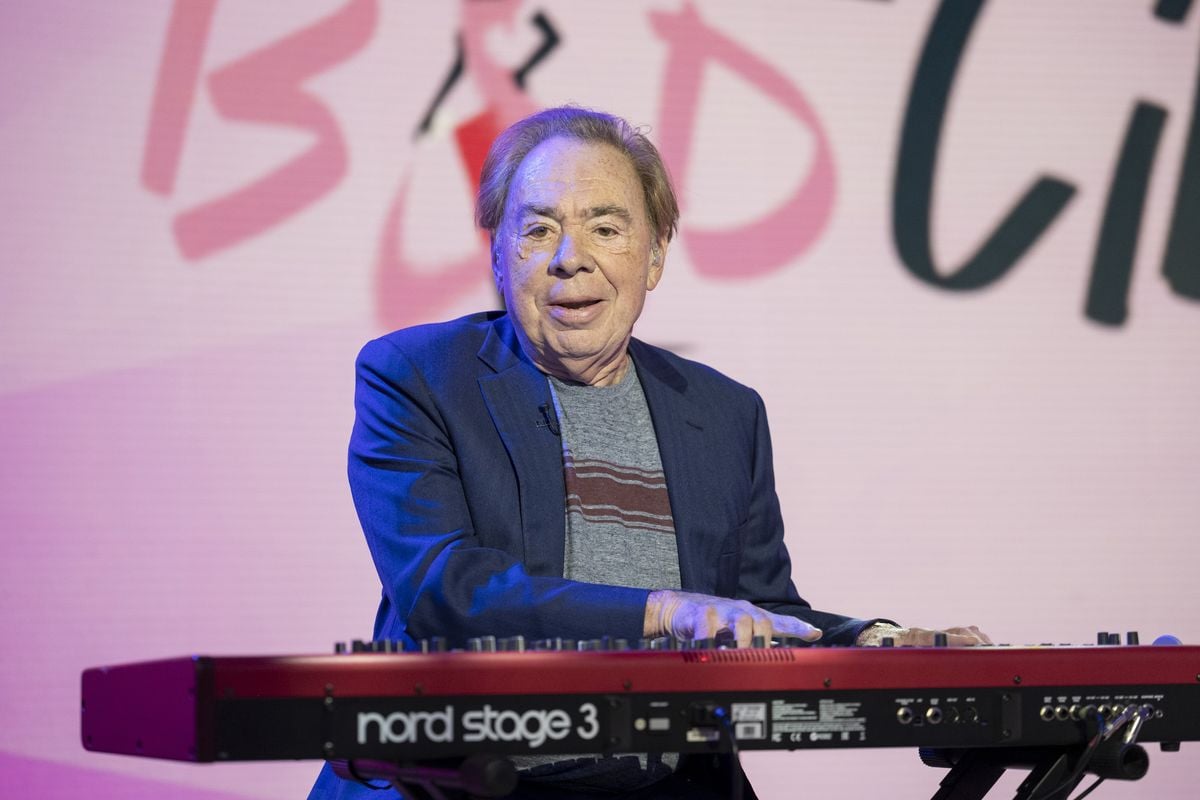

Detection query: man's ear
xmin=646 ymin=237 xmax=668 ymax=291
xmin=490 ymin=237 xmax=504 ymax=291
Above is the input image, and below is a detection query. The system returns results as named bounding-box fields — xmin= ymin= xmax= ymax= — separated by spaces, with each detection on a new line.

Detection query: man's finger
xmin=771 ymin=613 xmax=822 ymax=642
xmin=732 ymin=613 xmax=756 ymax=649
xmin=695 ymin=605 xmax=723 ymax=640
xmin=946 ymin=627 xmax=992 ymax=646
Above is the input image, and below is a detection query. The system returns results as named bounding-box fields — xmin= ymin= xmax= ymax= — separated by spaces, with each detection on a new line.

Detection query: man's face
xmin=494 ymin=136 xmax=664 ymax=386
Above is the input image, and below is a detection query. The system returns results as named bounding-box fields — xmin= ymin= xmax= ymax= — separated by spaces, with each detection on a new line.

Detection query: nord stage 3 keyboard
xmin=82 ymin=641 xmax=1200 ymax=765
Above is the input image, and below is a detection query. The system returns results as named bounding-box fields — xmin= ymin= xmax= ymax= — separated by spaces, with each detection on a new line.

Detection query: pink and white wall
xmin=2 ymin=2 xmax=1198 ymax=797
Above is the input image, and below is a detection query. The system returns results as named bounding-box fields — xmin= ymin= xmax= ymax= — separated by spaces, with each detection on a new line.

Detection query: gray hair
xmin=475 ymin=106 xmax=679 ymax=244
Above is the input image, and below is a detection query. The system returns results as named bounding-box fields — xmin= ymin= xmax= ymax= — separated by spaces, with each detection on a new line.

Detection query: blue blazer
xmin=350 ymin=311 xmax=872 ymax=648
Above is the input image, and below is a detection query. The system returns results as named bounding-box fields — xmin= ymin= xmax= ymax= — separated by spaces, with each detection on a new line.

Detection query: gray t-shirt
xmin=550 ymin=360 xmax=682 ymax=592
xmin=516 ymin=361 xmax=681 ymax=791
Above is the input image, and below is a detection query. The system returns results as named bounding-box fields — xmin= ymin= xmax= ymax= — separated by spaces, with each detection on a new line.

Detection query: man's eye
xmin=594 ymin=225 xmax=618 ymax=237
xmin=524 ymin=225 xmax=551 ymax=239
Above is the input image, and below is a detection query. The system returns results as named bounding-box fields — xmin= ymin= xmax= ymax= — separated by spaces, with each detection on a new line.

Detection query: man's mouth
xmin=553 ymin=299 xmax=600 ymax=309
xmin=547 ymin=298 xmax=604 ymax=324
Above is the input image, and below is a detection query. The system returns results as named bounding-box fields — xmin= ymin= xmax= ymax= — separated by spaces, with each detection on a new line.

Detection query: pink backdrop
xmin=2 ymin=1 xmax=1198 ymax=797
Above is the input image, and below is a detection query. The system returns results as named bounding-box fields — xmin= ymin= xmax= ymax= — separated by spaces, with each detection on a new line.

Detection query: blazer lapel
xmin=629 ymin=339 xmax=708 ymax=590
xmin=476 ymin=317 xmax=566 ymax=577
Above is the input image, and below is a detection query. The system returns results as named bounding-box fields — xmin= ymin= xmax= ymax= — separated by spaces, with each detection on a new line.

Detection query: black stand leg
xmin=921 ymin=746 xmax=1086 ymax=800
xmin=1012 ymin=749 xmax=1084 ymax=800
xmin=928 ymin=749 xmax=1007 ymax=800
xmin=922 ymin=739 xmax=1151 ymax=800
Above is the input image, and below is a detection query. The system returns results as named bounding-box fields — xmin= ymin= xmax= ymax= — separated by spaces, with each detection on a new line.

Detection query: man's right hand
xmin=856 ymin=622 xmax=992 ymax=647
xmin=644 ymin=589 xmax=822 ymax=648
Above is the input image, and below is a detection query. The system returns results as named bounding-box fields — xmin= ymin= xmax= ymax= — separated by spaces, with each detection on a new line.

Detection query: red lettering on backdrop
xmin=141 ymin=0 xmax=217 ymax=196
xmin=375 ymin=0 xmax=536 ymax=329
xmin=651 ymin=2 xmax=836 ymax=278
xmin=141 ymin=0 xmax=377 ymax=260
xmin=142 ymin=2 xmax=832 ymax=312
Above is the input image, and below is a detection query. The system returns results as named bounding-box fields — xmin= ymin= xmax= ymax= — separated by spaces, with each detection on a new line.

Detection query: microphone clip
xmin=537 ymin=403 xmax=561 ymax=436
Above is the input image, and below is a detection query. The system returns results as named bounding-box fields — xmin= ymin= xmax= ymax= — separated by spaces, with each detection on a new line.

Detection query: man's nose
xmin=551 ymin=231 xmax=594 ymax=276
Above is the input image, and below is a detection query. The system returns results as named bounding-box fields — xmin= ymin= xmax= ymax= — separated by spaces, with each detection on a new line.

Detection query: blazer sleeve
xmin=738 ymin=390 xmax=888 ymax=645
xmin=349 ymin=336 xmax=649 ymax=648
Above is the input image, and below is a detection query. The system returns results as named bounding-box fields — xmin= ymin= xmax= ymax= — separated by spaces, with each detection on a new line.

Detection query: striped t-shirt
xmin=515 ymin=361 xmax=682 ymax=792
xmin=548 ymin=360 xmax=682 ymax=592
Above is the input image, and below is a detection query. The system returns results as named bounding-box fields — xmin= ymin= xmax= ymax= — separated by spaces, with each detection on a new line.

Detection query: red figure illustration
xmin=375 ymin=0 xmax=547 ymax=329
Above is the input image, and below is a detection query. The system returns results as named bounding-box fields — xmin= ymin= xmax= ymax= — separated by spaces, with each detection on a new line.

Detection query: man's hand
xmin=856 ymin=623 xmax=992 ymax=647
xmin=644 ymin=589 xmax=822 ymax=648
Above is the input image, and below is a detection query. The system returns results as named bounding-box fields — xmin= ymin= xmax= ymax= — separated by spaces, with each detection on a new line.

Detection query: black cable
xmin=1039 ymin=737 xmax=1101 ymax=799
xmin=1037 ymin=708 xmax=1106 ymax=800
xmin=1069 ymin=777 xmax=1106 ymax=800
xmin=345 ymin=759 xmax=394 ymax=791
xmin=712 ymin=706 xmax=744 ymax=800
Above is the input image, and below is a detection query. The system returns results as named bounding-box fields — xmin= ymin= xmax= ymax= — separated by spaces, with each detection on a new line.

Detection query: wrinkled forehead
xmin=503 ymin=137 xmax=646 ymax=224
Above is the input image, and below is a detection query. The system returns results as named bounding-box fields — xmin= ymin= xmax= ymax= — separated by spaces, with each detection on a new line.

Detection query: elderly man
xmin=310 ymin=106 xmax=988 ymax=799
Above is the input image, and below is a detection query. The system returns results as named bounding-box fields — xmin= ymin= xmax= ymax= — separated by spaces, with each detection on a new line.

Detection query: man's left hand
xmin=856 ymin=623 xmax=992 ymax=647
